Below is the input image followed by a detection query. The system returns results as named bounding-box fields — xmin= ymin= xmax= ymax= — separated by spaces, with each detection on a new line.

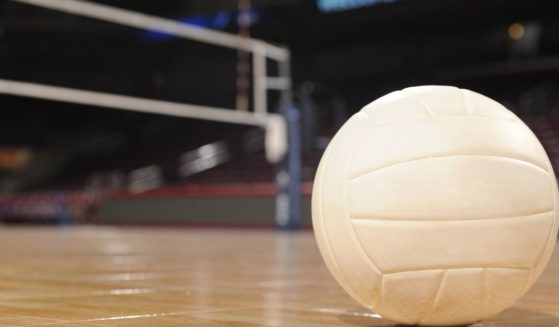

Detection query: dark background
xmin=1 ymin=0 xmax=559 ymax=195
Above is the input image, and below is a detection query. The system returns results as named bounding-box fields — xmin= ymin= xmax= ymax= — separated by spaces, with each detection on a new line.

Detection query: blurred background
xmin=1 ymin=0 xmax=559 ymax=227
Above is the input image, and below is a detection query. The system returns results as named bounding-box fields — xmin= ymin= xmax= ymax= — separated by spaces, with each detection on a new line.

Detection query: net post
xmin=274 ymin=53 xmax=300 ymax=230
xmin=275 ymin=105 xmax=301 ymax=230
xmin=58 ymin=202 xmax=71 ymax=226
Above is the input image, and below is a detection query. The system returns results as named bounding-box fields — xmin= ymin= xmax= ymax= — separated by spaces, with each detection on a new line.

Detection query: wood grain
xmin=0 ymin=227 xmax=555 ymax=326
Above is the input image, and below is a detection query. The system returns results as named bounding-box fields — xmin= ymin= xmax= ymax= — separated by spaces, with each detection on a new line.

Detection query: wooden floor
xmin=0 ymin=227 xmax=556 ymax=326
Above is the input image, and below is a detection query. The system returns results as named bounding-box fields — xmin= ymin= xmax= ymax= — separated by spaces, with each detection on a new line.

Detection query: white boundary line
xmin=11 ymin=0 xmax=289 ymax=61
xmin=0 ymin=79 xmax=275 ymax=126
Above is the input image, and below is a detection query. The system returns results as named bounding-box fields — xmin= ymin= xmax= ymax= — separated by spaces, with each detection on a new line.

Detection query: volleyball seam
xmin=400 ymin=90 xmax=434 ymax=118
xmin=350 ymin=210 xmax=553 ymax=222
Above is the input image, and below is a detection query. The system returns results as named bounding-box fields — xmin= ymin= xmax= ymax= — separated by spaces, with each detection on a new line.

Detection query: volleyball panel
xmin=360 ymin=91 xmax=431 ymax=125
xmin=378 ymin=269 xmax=444 ymax=324
xmin=350 ymin=117 xmax=548 ymax=179
xmin=349 ymin=156 xmax=553 ymax=220
xmin=351 ymin=212 xmax=553 ymax=272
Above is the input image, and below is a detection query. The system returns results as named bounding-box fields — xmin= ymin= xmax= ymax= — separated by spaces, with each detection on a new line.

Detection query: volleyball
xmin=312 ymin=85 xmax=559 ymax=325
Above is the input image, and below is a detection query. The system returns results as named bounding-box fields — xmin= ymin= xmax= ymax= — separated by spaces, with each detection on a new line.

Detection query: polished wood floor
xmin=0 ymin=227 xmax=556 ymax=326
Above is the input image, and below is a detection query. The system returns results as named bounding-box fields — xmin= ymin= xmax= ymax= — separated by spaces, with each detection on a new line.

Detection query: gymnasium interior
xmin=0 ymin=0 xmax=558 ymax=326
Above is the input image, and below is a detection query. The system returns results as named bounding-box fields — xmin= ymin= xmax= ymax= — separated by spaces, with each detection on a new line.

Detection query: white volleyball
xmin=312 ymin=85 xmax=559 ymax=326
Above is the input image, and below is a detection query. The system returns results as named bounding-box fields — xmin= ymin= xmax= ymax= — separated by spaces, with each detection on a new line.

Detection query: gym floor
xmin=0 ymin=227 xmax=556 ymax=326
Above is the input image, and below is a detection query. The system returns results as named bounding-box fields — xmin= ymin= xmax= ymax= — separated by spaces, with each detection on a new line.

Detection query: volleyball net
xmin=0 ymin=0 xmax=301 ymax=228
